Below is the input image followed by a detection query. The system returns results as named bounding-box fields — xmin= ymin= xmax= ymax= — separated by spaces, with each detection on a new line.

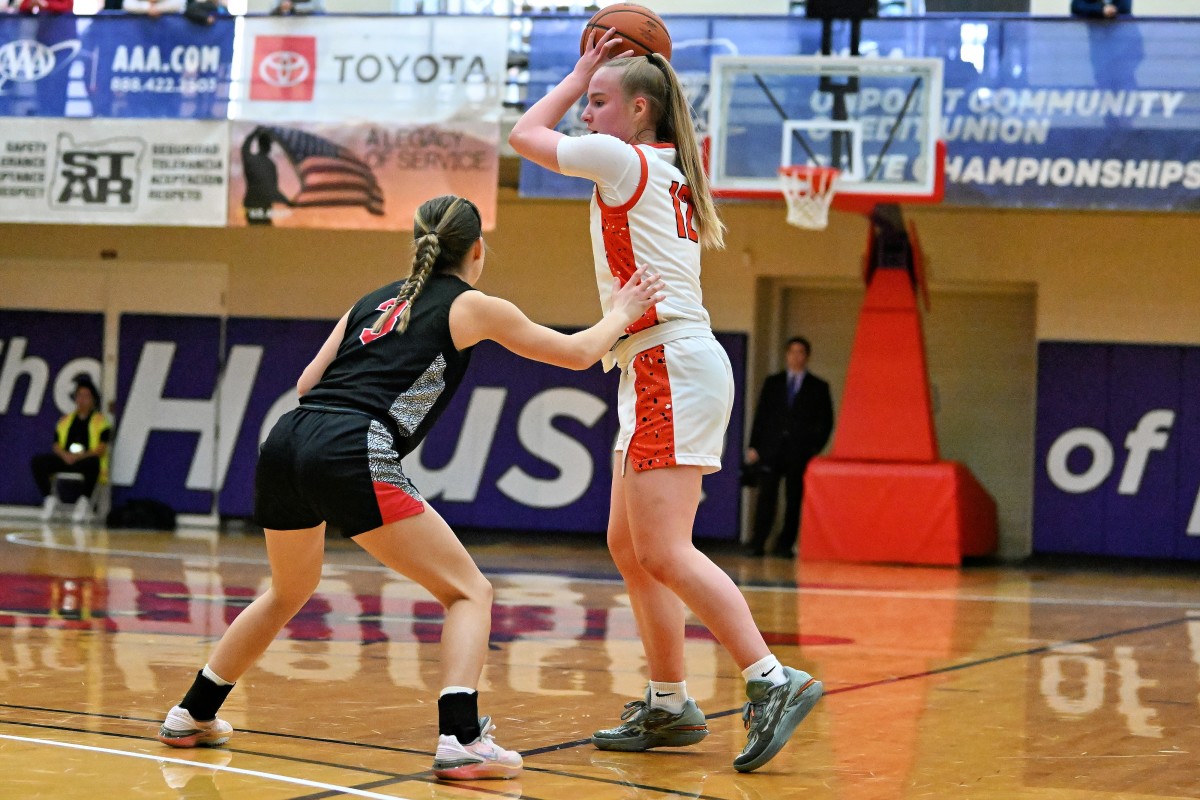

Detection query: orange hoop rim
xmin=778 ymin=165 xmax=842 ymax=181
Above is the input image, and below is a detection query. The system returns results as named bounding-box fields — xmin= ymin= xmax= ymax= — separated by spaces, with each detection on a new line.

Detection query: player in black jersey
xmin=156 ymin=195 xmax=664 ymax=781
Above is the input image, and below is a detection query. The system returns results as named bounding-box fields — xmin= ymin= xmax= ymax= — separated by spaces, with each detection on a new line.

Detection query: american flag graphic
xmin=261 ymin=126 xmax=384 ymax=216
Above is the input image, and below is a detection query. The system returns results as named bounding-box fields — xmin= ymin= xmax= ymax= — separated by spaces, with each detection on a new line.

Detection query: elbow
xmin=507 ymin=127 xmax=528 ymax=155
xmin=566 ymin=346 xmax=597 ymax=372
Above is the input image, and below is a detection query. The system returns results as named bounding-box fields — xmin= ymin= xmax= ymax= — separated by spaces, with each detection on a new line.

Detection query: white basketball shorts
xmin=614 ymin=333 xmax=734 ymax=475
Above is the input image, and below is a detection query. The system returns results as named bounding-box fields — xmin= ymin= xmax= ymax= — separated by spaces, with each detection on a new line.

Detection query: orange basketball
xmin=579 ymin=3 xmax=672 ymax=61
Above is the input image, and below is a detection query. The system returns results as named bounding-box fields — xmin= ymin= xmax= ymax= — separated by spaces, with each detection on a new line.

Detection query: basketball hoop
xmin=779 ymin=165 xmax=841 ymax=230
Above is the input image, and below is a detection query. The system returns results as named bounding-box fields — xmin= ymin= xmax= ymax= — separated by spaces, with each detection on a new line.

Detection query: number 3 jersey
xmin=300 ymin=273 xmax=475 ymax=459
xmin=557 ymin=134 xmax=710 ymax=335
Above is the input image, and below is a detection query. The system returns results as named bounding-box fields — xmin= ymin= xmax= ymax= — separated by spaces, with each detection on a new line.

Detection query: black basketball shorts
xmin=253 ymin=407 xmax=425 ymax=538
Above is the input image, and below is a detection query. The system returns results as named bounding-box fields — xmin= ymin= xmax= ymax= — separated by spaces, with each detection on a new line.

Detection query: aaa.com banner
xmin=0 ymin=15 xmax=234 ymax=119
xmin=227 ymin=119 xmax=497 ymax=230
xmin=1034 ymin=342 xmax=1200 ymax=560
xmin=235 ymin=16 xmax=508 ymax=124
xmin=99 ymin=313 xmax=744 ymax=536
xmin=521 ymin=16 xmax=1200 ymax=211
xmin=0 ymin=117 xmax=228 ymax=226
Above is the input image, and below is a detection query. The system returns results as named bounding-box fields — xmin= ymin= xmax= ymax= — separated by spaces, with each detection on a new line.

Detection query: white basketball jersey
xmin=557 ymin=135 xmax=710 ymax=335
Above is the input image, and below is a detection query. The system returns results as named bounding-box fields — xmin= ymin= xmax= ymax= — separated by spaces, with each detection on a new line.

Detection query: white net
xmin=778 ymin=166 xmax=841 ymax=230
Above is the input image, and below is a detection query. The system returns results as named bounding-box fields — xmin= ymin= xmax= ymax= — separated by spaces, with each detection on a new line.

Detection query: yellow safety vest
xmin=55 ymin=411 xmax=112 ymax=483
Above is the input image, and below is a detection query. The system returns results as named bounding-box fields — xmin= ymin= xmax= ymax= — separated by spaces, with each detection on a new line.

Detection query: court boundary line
xmin=0 ymin=732 xmax=418 ymax=800
xmin=8 ymin=529 xmax=1200 ymax=610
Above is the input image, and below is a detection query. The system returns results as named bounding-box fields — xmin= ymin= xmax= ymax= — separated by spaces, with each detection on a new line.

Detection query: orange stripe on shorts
xmin=629 ymin=344 xmax=676 ymax=471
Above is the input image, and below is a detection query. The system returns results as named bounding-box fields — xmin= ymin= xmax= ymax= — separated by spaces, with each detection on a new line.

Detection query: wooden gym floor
xmin=1 ymin=522 xmax=1198 ymax=799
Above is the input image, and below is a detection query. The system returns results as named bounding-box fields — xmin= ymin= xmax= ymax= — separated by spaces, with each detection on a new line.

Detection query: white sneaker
xmin=40 ymin=496 xmax=58 ymax=521
xmin=432 ymin=716 xmax=522 ymax=780
xmin=71 ymin=497 xmax=91 ymax=523
xmin=157 ymin=705 xmax=233 ymax=748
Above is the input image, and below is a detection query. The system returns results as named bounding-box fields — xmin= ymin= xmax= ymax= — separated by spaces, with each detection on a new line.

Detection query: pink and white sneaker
xmin=157 ymin=705 xmax=233 ymax=748
xmin=432 ymin=716 xmax=522 ymax=780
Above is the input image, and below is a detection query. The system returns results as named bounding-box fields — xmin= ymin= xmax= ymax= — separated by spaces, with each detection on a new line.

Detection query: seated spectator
xmin=183 ymin=0 xmax=228 ymax=25
xmin=14 ymin=0 xmax=74 ymax=14
xmin=31 ymin=375 xmax=112 ymax=523
xmin=122 ymin=0 xmax=185 ymax=15
xmin=271 ymin=0 xmax=324 ymax=13
xmin=1070 ymin=0 xmax=1132 ymax=18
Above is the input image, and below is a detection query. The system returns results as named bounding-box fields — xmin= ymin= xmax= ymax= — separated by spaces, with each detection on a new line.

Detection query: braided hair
xmin=370 ymin=195 xmax=483 ymax=335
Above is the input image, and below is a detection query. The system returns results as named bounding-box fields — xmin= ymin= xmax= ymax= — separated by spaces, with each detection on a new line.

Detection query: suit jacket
xmin=749 ymin=371 xmax=834 ymax=469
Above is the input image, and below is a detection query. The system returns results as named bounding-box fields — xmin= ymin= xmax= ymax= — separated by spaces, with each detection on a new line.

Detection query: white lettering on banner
xmin=0 ymin=39 xmax=81 ymax=91
xmin=1047 ymin=411 xmax=1176 ymax=496
xmin=1046 ymin=409 xmax=1200 ymax=538
xmin=1118 ymin=410 xmax=1174 ymax=495
xmin=958 ymin=89 xmax=1185 ymax=119
xmin=947 ymin=156 xmax=1200 ymax=190
xmin=111 ymin=45 xmax=222 ymax=75
xmin=112 ymin=342 xmax=262 ymax=490
xmin=1046 ymin=427 xmax=1113 ymax=494
xmin=330 ymin=53 xmax=490 ymax=85
xmin=401 ymin=387 xmax=506 ymax=502
xmin=0 ymin=338 xmax=101 ymax=416
xmin=496 ymin=388 xmax=606 ymax=509
xmin=0 ymin=337 xmax=48 ymax=415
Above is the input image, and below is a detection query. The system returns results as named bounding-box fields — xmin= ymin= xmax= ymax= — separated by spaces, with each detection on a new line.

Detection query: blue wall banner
xmin=0 ymin=15 xmax=234 ymax=119
xmin=1034 ymin=341 xmax=1200 ymax=560
xmin=520 ymin=16 xmax=1200 ymax=212
xmin=0 ymin=310 xmax=104 ymax=507
xmin=92 ymin=311 xmax=745 ymax=536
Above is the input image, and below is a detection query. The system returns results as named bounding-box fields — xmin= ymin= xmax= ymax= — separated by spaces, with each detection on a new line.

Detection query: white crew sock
xmin=439 ymin=686 xmax=476 ymax=697
xmin=742 ymin=655 xmax=787 ymax=688
xmin=202 ymin=664 xmax=234 ymax=687
xmin=648 ymin=680 xmax=688 ymax=714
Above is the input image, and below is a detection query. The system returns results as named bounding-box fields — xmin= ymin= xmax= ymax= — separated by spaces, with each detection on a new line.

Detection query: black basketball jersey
xmin=301 ymin=273 xmax=475 ymax=458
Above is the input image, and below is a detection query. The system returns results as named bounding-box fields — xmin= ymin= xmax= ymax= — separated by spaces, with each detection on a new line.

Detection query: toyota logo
xmin=258 ymin=51 xmax=311 ymax=88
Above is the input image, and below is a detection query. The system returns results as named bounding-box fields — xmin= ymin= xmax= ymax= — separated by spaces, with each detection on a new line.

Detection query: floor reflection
xmin=2 ymin=524 xmax=1200 ymax=798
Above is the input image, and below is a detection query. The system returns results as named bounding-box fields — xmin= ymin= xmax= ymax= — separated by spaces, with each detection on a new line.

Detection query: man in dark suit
xmin=745 ymin=337 xmax=834 ymax=557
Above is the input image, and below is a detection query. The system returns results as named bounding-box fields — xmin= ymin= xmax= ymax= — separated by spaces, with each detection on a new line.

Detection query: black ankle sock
xmin=180 ymin=670 xmax=234 ymax=722
xmin=438 ymin=691 xmax=481 ymax=744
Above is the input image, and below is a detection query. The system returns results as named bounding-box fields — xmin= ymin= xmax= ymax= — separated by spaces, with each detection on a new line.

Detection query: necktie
xmin=788 ymin=375 xmax=799 ymax=404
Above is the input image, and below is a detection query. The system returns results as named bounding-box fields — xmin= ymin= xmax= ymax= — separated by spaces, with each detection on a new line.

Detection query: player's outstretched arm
xmin=508 ymin=26 xmax=634 ymax=172
xmin=449 ymin=267 xmax=664 ymax=370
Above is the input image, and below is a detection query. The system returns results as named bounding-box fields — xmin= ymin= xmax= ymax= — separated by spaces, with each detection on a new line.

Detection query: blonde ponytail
xmin=615 ymin=54 xmax=726 ymax=250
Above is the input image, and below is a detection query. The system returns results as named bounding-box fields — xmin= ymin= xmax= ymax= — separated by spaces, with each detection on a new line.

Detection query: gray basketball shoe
xmin=733 ymin=666 xmax=823 ymax=772
xmin=591 ymin=692 xmax=709 ymax=751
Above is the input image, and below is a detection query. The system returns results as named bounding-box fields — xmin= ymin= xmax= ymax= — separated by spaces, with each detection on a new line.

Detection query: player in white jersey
xmin=509 ymin=28 xmax=824 ymax=773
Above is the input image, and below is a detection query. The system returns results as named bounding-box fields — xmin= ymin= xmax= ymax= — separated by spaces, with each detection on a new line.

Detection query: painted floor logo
xmin=50 ymin=133 xmax=145 ymax=210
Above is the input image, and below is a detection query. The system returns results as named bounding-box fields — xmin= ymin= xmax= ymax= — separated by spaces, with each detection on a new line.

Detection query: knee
xmin=444 ymin=572 xmax=492 ymax=609
xmin=270 ymin=574 xmax=320 ymax=612
xmin=634 ymin=545 xmax=682 ymax=585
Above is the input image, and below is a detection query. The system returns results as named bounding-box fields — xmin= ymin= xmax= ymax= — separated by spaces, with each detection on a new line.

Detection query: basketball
xmin=579 ymin=3 xmax=672 ymax=61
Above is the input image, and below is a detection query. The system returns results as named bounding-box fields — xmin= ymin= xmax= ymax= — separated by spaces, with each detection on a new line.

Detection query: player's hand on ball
xmin=576 ymin=27 xmax=635 ymax=79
